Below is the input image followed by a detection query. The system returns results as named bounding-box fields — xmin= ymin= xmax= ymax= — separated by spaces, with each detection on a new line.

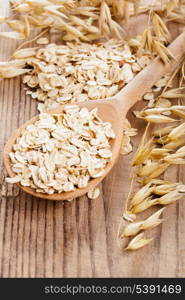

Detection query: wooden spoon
xmin=4 ymin=31 xmax=185 ymax=200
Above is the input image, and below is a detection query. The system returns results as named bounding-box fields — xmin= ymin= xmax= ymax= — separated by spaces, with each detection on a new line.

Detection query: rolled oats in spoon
xmin=6 ymin=105 xmax=115 ymax=194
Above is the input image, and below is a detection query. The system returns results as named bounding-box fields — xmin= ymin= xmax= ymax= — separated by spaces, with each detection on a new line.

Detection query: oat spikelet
xmin=23 ymin=15 xmax=30 ymax=38
xmin=99 ymin=1 xmax=123 ymax=39
xmin=132 ymin=124 xmax=150 ymax=166
xmin=152 ymin=12 xmax=171 ymax=43
xmin=141 ymin=11 xmax=175 ymax=64
xmin=130 ymin=182 xmax=154 ymax=207
xmin=142 ymin=107 xmax=170 ymax=115
xmin=141 ymin=26 xmax=153 ymax=52
xmin=122 ymin=207 xmax=165 ymax=237
xmin=0 ymin=60 xmax=27 ymax=70
xmin=122 ymin=171 xmax=136 ymax=220
xmin=137 ymin=161 xmax=169 ymax=178
xmin=157 ymin=190 xmax=185 ymax=205
xmin=132 ymin=138 xmax=153 ymax=166
xmin=168 ymin=122 xmax=185 ymax=139
xmin=12 ymin=47 xmax=38 ymax=59
xmin=164 ymin=151 xmax=185 ymax=160
xmin=153 ymin=39 xmax=177 ymax=65
xmin=150 ymin=148 xmax=171 ymax=159
xmin=153 ymin=125 xmax=176 ymax=137
xmin=153 ymin=183 xmax=178 ymax=195
xmin=177 ymin=145 xmax=185 ymax=153
xmin=142 ymin=162 xmax=170 ymax=182
xmin=162 ymin=87 xmax=185 ymax=98
xmin=0 ymin=31 xmax=25 ymax=39
xmin=122 ymin=221 xmax=143 ymax=237
xmin=0 ymin=68 xmax=30 ymax=78
xmin=125 ymin=233 xmax=153 ymax=251
xmin=131 ymin=197 xmax=157 ymax=214
xmin=142 ymin=207 xmax=165 ymax=229
xmin=164 ymin=138 xmax=185 ymax=149
xmin=123 ymin=211 xmax=136 ymax=222
xmin=164 ymin=157 xmax=185 ymax=164
xmin=7 ymin=19 xmax=25 ymax=33
xmin=172 ymin=109 xmax=185 ymax=119
xmin=142 ymin=114 xmax=177 ymax=123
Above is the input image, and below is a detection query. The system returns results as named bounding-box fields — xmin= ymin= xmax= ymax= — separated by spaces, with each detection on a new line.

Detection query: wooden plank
xmin=0 ymin=0 xmax=185 ymax=278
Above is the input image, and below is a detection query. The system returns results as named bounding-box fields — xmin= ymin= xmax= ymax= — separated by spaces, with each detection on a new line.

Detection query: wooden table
xmin=0 ymin=0 xmax=185 ymax=278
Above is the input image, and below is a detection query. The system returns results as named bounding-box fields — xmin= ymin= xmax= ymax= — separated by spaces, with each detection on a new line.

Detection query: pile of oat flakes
xmin=20 ymin=38 xmax=153 ymax=112
xmin=6 ymin=105 xmax=115 ymax=195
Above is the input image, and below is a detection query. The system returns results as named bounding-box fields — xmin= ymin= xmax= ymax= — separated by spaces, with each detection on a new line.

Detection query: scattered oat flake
xmin=6 ymin=176 xmax=21 ymax=184
xmin=120 ymin=135 xmax=133 ymax=155
xmin=87 ymin=187 xmax=100 ymax=199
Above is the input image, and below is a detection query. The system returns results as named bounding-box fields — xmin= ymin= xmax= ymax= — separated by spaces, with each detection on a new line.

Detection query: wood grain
xmin=1 ymin=0 xmax=185 ymax=278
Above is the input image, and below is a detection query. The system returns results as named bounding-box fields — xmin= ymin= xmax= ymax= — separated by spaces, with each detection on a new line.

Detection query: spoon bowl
xmin=3 ymin=98 xmax=123 ymax=200
xmin=4 ymin=31 xmax=185 ymax=200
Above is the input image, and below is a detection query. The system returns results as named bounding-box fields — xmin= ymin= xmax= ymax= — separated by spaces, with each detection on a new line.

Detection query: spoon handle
xmin=116 ymin=30 xmax=185 ymax=113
